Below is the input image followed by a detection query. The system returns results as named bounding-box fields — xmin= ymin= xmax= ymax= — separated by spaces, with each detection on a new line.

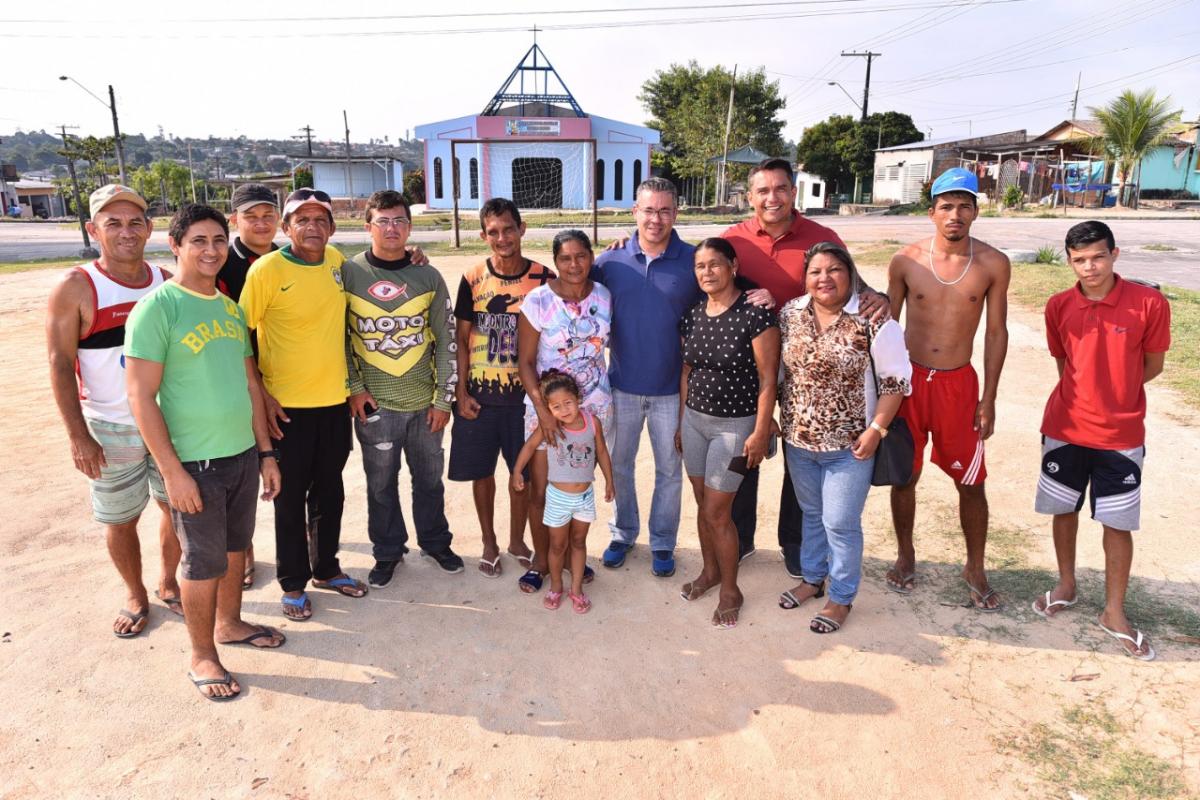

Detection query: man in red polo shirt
xmin=722 ymin=158 xmax=887 ymax=575
xmin=1032 ymin=220 xmax=1170 ymax=661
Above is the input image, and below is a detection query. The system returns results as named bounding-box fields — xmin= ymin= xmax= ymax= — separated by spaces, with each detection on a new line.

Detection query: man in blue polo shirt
xmin=593 ymin=178 xmax=703 ymax=577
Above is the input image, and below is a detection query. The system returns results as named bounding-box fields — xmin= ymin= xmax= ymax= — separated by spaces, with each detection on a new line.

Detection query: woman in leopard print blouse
xmin=776 ymin=242 xmax=912 ymax=634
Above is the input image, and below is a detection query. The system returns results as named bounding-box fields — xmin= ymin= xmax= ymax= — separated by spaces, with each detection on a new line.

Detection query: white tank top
xmin=75 ymin=261 xmax=166 ymax=425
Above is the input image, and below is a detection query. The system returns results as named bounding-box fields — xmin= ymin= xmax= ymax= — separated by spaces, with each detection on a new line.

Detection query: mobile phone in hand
xmin=727 ymin=455 xmax=750 ymax=475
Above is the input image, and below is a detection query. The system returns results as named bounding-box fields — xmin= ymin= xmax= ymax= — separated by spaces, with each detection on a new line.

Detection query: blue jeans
xmin=355 ymin=407 xmax=453 ymax=560
xmin=606 ymin=388 xmax=682 ymax=551
xmin=785 ymin=443 xmax=874 ymax=606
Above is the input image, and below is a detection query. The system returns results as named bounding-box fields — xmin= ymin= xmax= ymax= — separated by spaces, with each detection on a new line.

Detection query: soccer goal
xmin=449 ymin=138 xmax=597 ymax=247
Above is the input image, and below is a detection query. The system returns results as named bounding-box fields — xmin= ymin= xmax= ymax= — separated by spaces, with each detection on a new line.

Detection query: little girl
xmin=512 ymin=370 xmax=614 ymax=614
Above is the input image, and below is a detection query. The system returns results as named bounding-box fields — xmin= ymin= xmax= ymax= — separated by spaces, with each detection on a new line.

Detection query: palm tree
xmin=1086 ymin=89 xmax=1180 ymax=207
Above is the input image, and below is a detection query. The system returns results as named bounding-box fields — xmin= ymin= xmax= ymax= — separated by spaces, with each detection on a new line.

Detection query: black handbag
xmin=866 ymin=325 xmax=915 ymax=487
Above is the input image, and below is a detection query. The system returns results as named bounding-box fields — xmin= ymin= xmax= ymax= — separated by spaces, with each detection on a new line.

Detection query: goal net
xmin=450 ymin=138 xmax=595 ymax=213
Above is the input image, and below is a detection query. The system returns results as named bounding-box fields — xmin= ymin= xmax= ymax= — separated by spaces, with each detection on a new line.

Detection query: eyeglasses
xmin=636 ymin=207 xmax=676 ymax=218
xmin=289 ymin=188 xmax=332 ymax=203
xmin=370 ymin=217 xmax=411 ymax=229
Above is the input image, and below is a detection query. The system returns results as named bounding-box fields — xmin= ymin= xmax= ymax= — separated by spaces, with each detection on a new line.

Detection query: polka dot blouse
xmin=679 ymin=292 xmax=778 ymax=418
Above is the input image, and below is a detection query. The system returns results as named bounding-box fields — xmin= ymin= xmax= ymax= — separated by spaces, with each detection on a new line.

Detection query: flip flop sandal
xmin=569 ymin=591 xmax=592 ymax=614
xmin=281 ymin=592 xmax=313 ymax=621
xmin=478 ymin=556 xmax=502 ymax=579
xmin=219 ymin=625 xmax=286 ymax=649
xmin=711 ymin=606 xmax=741 ymax=629
xmin=680 ymin=580 xmax=716 ymax=602
xmin=155 ymin=590 xmax=185 ymax=618
xmin=810 ymin=604 xmax=853 ymax=634
xmin=543 ymin=590 xmax=563 ymax=610
xmin=885 ymin=572 xmax=917 ymax=595
xmin=1098 ymin=622 xmax=1156 ymax=661
xmin=779 ymin=581 xmax=825 ymax=610
xmin=242 ymin=565 xmax=255 ymax=590
xmin=506 ymin=550 xmax=534 ymax=569
xmin=966 ymin=583 xmax=1003 ymax=613
xmin=188 ymin=669 xmax=240 ymax=702
xmin=518 ymin=569 xmax=545 ymax=594
xmin=114 ymin=608 xmax=148 ymax=639
xmin=313 ymin=575 xmax=368 ymax=598
xmin=1031 ymin=590 xmax=1078 ymax=619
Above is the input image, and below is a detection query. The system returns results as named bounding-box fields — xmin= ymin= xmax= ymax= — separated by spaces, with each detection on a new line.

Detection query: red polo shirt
xmin=722 ymin=212 xmax=846 ymax=305
xmin=1041 ymin=274 xmax=1171 ymax=450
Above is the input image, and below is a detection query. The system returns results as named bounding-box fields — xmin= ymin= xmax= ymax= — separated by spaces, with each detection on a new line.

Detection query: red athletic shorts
xmin=896 ymin=361 xmax=986 ymax=486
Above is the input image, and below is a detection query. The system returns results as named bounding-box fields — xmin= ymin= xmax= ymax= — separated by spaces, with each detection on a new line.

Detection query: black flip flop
xmin=188 ymin=669 xmax=240 ymax=701
xmin=219 ymin=625 xmax=286 ymax=649
xmin=114 ymin=608 xmax=148 ymax=639
xmin=154 ymin=590 xmax=184 ymax=618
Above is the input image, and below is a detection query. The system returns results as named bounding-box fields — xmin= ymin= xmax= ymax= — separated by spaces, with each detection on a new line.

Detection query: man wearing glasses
xmin=593 ymin=178 xmax=703 ymax=578
xmin=240 ymin=188 xmax=366 ymax=620
xmin=342 ymin=190 xmax=461 ymax=588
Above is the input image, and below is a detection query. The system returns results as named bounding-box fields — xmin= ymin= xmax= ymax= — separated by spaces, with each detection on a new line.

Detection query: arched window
xmin=632 ymin=159 xmax=643 ymax=192
xmin=433 ymin=157 xmax=444 ymax=200
xmin=595 ymin=159 xmax=605 ymax=201
xmin=469 ymin=158 xmax=479 ymax=199
xmin=614 ymin=159 xmax=624 ymax=202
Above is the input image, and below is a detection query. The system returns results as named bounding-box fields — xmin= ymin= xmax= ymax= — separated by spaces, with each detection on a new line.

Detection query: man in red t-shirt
xmin=1032 ymin=220 xmax=1170 ymax=661
xmin=722 ymin=159 xmax=887 ymax=575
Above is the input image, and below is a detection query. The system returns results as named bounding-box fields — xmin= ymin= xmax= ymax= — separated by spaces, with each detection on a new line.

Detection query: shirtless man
xmin=46 ymin=184 xmax=182 ymax=636
xmin=886 ymin=168 xmax=1010 ymax=610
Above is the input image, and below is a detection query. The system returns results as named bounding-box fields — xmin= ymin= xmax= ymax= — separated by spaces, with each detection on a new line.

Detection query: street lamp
xmin=828 ymin=81 xmax=862 ymax=113
xmin=58 ymin=76 xmax=128 ymax=185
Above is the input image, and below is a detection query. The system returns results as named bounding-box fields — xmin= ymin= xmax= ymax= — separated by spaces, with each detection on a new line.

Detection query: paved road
xmin=3 ymin=216 xmax=1197 ymax=289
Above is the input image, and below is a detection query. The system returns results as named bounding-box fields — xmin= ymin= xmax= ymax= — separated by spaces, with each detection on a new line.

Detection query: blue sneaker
xmin=602 ymin=541 xmax=632 ymax=568
xmin=651 ymin=550 xmax=676 ymax=578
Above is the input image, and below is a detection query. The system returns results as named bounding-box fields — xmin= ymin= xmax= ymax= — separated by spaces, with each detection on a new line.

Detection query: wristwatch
xmin=869 ymin=421 xmax=889 ymax=438
xmin=258 ymin=449 xmax=281 ymax=462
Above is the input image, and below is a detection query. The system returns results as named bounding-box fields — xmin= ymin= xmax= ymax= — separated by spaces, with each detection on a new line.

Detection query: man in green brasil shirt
xmin=344 ymin=190 xmax=462 ymax=587
xmin=125 ymin=204 xmax=284 ymax=702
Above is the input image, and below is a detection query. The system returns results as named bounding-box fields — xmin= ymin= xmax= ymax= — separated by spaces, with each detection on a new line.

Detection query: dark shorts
xmin=448 ymin=403 xmax=527 ymax=482
xmin=1035 ymin=436 xmax=1144 ymax=531
xmin=171 ymin=448 xmax=259 ymax=581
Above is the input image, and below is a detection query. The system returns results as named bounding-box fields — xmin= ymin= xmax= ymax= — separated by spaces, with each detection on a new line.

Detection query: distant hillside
xmin=0 ymin=129 xmax=424 ymax=177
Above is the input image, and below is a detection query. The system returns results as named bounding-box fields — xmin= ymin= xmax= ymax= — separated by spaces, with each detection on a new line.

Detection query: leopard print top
xmin=779 ymin=301 xmax=910 ymax=451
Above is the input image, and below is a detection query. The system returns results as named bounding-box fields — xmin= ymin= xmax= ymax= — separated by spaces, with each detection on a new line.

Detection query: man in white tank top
xmin=46 ymin=184 xmax=182 ymax=638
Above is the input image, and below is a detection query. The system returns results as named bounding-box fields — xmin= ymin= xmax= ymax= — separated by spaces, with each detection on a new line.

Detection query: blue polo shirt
xmin=592 ymin=230 xmax=703 ymax=396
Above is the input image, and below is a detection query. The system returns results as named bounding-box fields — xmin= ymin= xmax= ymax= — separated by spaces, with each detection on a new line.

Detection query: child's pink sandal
xmin=543 ymin=590 xmax=563 ymax=611
xmin=569 ymin=591 xmax=591 ymax=614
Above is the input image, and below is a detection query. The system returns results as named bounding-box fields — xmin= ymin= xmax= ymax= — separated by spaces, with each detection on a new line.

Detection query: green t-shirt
xmin=125 ymin=281 xmax=255 ymax=462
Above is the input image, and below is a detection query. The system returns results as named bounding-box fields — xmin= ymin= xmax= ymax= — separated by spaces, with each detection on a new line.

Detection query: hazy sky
xmin=2 ymin=0 xmax=1197 ymax=149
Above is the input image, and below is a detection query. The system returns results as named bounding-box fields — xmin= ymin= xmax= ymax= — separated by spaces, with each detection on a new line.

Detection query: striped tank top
xmin=75 ymin=261 xmax=166 ymax=425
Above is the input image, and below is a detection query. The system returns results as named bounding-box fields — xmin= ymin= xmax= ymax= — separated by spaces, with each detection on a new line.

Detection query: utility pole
xmin=186 ymin=141 xmax=197 ymax=202
xmin=108 ymin=85 xmax=128 ymax=185
xmin=842 ymin=51 xmax=880 ymax=203
xmin=298 ymin=125 xmax=314 ymax=157
xmin=1070 ymin=72 xmax=1082 ymax=119
xmin=718 ymin=64 xmax=737 ymax=206
xmin=59 ymin=125 xmax=97 ymax=258
xmin=343 ymin=110 xmax=354 ymax=213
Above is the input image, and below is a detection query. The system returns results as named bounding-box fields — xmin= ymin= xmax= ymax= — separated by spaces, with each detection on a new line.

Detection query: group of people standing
xmin=48 ymin=157 xmax=1170 ymax=700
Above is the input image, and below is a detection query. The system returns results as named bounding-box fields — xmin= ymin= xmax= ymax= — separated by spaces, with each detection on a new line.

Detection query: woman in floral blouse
xmin=776 ymin=242 xmax=911 ymax=633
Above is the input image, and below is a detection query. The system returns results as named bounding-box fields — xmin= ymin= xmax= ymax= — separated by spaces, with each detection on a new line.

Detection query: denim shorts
xmin=171 ymin=448 xmax=259 ymax=581
xmin=85 ymin=418 xmax=168 ymax=524
xmin=681 ymin=408 xmax=756 ymax=493
xmin=543 ymin=484 xmax=597 ymax=527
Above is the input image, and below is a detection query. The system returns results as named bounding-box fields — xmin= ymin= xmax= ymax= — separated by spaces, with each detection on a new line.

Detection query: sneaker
xmin=782 ymin=546 xmax=803 ymax=579
xmin=738 ymin=545 xmax=757 ymax=563
xmin=368 ymin=559 xmax=400 ymax=588
xmin=602 ymin=541 xmax=632 ymax=568
xmin=421 ymin=547 xmax=465 ymax=574
xmin=651 ymin=550 xmax=676 ymax=578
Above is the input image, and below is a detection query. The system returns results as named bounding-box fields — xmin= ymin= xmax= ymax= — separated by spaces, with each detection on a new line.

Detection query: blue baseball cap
xmin=930 ymin=167 xmax=980 ymax=198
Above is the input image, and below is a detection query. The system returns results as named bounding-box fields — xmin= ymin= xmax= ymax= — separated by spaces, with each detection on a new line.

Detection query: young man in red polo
xmin=1032 ymin=220 xmax=1170 ymax=661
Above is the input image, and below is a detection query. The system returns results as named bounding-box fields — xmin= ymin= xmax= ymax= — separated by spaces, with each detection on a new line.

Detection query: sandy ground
xmin=1 ymin=252 xmax=1197 ymax=799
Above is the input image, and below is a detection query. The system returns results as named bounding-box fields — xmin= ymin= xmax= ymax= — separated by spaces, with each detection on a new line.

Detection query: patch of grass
xmin=999 ymin=702 xmax=1194 ymax=800
xmin=1034 ymin=244 xmax=1063 ymax=264
xmin=1123 ymin=577 xmax=1200 ymax=635
xmin=1036 ymin=211 xmax=1061 ymax=218
xmin=1142 ymin=243 xmax=1178 ymax=252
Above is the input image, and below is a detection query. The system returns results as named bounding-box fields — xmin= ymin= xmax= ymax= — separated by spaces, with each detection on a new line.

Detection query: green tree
xmin=1086 ymin=89 xmax=1181 ymax=207
xmin=640 ymin=62 xmax=787 ymax=191
xmin=403 ymin=168 xmax=425 ymax=206
xmin=838 ymin=112 xmax=923 ymax=177
xmin=796 ymin=115 xmax=857 ymax=193
xmin=291 ymin=167 xmax=313 ymax=192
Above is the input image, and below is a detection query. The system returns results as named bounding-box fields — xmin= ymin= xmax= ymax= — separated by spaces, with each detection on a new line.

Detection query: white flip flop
xmin=1097 ymin=621 xmax=1156 ymax=661
xmin=1031 ymin=590 xmax=1077 ymax=619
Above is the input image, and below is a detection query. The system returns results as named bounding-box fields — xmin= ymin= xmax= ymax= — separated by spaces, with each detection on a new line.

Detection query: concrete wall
xmin=1138 ymin=144 xmax=1200 ymax=194
xmin=794 ymin=169 xmax=826 ymax=212
xmin=873 ymin=148 xmax=933 ymax=204
xmin=312 ymin=161 xmax=401 ymax=198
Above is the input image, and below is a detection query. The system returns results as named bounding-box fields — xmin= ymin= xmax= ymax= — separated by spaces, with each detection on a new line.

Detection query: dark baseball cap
xmin=231 ymin=183 xmax=279 ymax=213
